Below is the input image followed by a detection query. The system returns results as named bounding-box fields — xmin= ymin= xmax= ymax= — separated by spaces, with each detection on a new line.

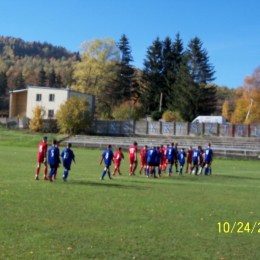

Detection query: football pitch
xmin=1 ymin=145 xmax=260 ymax=260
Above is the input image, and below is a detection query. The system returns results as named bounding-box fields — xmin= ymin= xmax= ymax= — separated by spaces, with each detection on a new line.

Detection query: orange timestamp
xmin=218 ymin=222 xmax=260 ymax=234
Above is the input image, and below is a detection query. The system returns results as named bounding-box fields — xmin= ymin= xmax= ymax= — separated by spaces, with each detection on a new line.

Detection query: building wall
xmin=26 ymin=87 xmax=68 ymax=119
xmin=26 ymin=87 xmax=95 ymax=119
xmin=9 ymin=92 xmax=27 ymax=117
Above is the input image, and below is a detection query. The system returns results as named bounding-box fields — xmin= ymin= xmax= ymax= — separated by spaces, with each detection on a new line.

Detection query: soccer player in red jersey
xmin=139 ymin=145 xmax=148 ymax=175
xmin=112 ymin=147 xmax=124 ymax=175
xmin=162 ymin=144 xmax=168 ymax=172
xmin=128 ymin=141 xmax=138 ymax=175
xmin=186 ymin=146 xmax=193 ymax=173
xmin=35 ymin=136 xmax=48 ymax=180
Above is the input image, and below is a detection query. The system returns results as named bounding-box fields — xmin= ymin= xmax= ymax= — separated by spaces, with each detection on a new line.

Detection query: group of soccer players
xmin=99 ymin=141 xmax=213 ymax=180
xmin=35 ymin=136 xmax=76 ymax=182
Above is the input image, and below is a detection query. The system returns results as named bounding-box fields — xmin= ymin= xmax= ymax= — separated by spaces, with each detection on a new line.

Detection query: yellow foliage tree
xmin=112 ymin=101 xmax=145 ymax=121
xmin=230 ymin=98 xmax=249 ymax=124
xmin=162 ymin=110 xmax=183 ymax=122
xmin=29 ymin=105 xmax=46 ymax=132
xmin=56 ymin=96 xmax=91 ymax=134
xmin=71 ymin=38 xmax=119 ymax=96
xmin=222 ymin=100 xmax=230 ymax=121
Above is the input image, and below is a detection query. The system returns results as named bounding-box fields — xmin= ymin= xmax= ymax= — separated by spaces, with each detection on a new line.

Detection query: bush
xmin=112 ymin=101 xmax=145 ymax=121
xmin=29 ymin=105 xmax=46 ymax=132
xmin=162 ymin=110 xmax=184 ymax=122
xmin=151 ymin=111 xmax=163 ymax=121
xmin=56 ymin=97 xmax=92 ymax=134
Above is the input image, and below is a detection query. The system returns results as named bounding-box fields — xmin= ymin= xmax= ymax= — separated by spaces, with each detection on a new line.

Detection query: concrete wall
xmin=93 ymin=120 xmax=260 ymax=138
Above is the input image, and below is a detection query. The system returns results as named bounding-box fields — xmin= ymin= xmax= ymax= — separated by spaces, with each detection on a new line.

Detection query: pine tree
xmin=0 ymin=72 xmax=7 ymax=95
xmin=164 ymin=33 xmax=184 ymax=110
xmin=56 ymin=73 xmax=62 ymax=88
xmin=175 ymin=57 xmax=199 ymax=121
xmin=186 ymin=37 xmax=217 ymax=115
xmin=37 ymin=68 xmax=47 ymax=86
xmin=114 ymin=34 xmax=135 ymax=104
xmin=48 ymin=68 xmax=56 ymax=87
xmin=14 ymin=72 xmax=26 ymax=90
xmin=141 ymin=37 xmax=164 ymax=113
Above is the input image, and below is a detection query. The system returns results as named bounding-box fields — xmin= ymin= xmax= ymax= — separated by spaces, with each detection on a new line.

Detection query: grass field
xmin=1 ymin=142 xmax=260 ymax=260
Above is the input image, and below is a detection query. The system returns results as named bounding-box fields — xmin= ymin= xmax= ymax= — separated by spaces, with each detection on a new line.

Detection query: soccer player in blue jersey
xmin=204 ymin=143 xmax=213 ymax=175
xmin=146 ymin=146 xmax=158 ymax=178
xmin=61 ymin=143 xmax=76 ymax=182
xmin=178 ymin=148 xmax=186 ymax=175
xmin=99 ymin=145 xmax=114 ymax=180
xmin=48 ymin=139 xmax=61 ymax=182
xmin=166 ymin=143 xmax=176 ymax=176
xmin=191 ymin=146 xmax=201 ymax=175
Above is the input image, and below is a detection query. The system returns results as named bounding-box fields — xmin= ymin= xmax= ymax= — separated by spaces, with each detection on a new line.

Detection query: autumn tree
xmin=232 ymin=66 xmax=260 ymax=124
xmin=222 ymin=100 xmax=231 ymax=121
xmin=112 ymin=101 xmax=145 ymax=121
xmin=56 ymin=96 xmax=91 ymax=134
xmin=72 ymin=38 xmax=119 ymax=96
xmin=29 ymin=105 xmax=46 ymax=132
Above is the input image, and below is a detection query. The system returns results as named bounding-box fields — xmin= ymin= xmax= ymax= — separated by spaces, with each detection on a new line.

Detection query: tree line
xmin=0 ymin=35 xmax=259 ymax=124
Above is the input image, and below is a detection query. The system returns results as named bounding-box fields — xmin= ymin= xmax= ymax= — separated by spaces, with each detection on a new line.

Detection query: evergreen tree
xmin=48 ymin=68 xmax=56 ymax=87
xmin=56 ymin=73 xmax=62 ymax=88
xmin=141 ymin=37 xmax=164 ymax=113
xmin=175 ymin=57 xmax=199 ymax=121
xmin=37 ymin=68 xmax=47 ymax=86
xmin=14 ymin=72 xmax=26 ymax=90
xmin=163 ymin=33 xmax=184 ymax=111
xmin=175 ymin=37 xmax=217 ymax=120
xmin=0 ymin=71 xmax=7 ymax=95
xmin=110 ymin=34 xmax=135 ymax=107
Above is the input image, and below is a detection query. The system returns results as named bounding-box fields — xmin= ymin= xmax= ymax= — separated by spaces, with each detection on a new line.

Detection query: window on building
xmin=36 ymin=94 xmax=42 ymax=101
xmin=48 ymin=110 xmax=54 ymax=118
xmin=49 ymin=94 xmax=55 ymax=101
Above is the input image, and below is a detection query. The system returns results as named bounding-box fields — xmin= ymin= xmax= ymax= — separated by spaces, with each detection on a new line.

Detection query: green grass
xmin=1 ymin=145 xmax=260 ymax=260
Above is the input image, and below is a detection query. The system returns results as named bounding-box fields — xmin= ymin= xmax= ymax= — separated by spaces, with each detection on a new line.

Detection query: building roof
xmin=9 ymin=86 xmax=94 ymax=97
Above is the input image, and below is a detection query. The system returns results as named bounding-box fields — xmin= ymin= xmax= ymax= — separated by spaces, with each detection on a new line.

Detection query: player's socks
xmin=168 ymin=165 xmax=172 ymax=174
xmin=209 ymin=168 xmax=212 ymax=175
xmin=108 ymin=171 xmax=112 ymax=179
xmin=204 ymin=167 xmax=208 ymax=175
xmin=133 ymin=164 xmax=137 ymax=173
xmin=180 ymin=167 xmax=182 ymax=174
xmin=146 ymin=167 xmax=149 ymax=176
xmin=101 ymin=170 xmax=107 ymax=179
xmin=129 ymin=165 xmax=133 ymax=174
xmin=36 ymin=167 xmax=40 ymax=174
xmin=195 ymin=167 xmax=198 ymax=175
xmin=44 ymin=167 xmax=47 ymax=175
xmin=158 ymin=167 xmax=161 ymax=175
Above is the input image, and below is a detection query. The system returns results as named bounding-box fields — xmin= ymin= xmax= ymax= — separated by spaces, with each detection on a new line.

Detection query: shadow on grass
xmin=213 ymin=174 xmax=260 ymax=181
xmin=65 ymin=179 xmax=150 ymax=190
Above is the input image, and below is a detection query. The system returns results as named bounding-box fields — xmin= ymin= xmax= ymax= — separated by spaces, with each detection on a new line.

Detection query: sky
xmin=1 ymin=0 xmax=259 ymax=89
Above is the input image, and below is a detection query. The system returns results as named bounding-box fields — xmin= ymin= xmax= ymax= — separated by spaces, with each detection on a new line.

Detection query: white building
xmin=9 ymin=86 xmax=95 ymax=119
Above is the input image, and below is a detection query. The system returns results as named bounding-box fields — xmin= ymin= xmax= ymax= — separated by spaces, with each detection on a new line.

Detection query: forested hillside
xmin=0 ymin=36 xmax=81 ymax=110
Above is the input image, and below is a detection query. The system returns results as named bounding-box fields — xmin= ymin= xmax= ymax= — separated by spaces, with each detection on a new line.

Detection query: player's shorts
xmin=148 ymin=161 xmax=156 ymax=167
xmin=63 ymin=163 xmax=71 ymax=170
xmin=115 ymin=162 xmax=121 ymax=167
xmin=204 ymin=160 xmax=212 ymax=165
xmin=37 ymin=155 xmax=45 ymax=163
xmin=129 ymin=157 xmax=137 ymax=164
xmin=167 ymin=159 xmax=174 ymax=165
xmin=179 ymin=161 xmax=185 ymax=167
xmin=192 ymin=160 xmax=199 ymax=166
xmin=50 ymin=164 xmax=58 ymax=169
xmin=140 ymin=159 xmax=147 ymax=165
